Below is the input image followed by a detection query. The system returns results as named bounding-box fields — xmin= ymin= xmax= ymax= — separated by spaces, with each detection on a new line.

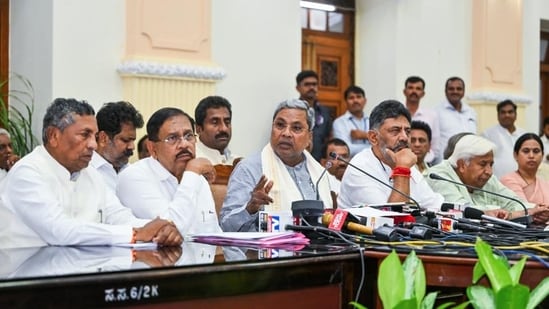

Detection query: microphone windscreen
xmin=429 ymin=173 xmax=443 ymax=180
xmin=463 ymin=207 xmax=484 ymax=220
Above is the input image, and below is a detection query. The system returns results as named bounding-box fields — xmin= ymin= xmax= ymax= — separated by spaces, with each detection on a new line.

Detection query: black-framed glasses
xmin=160 ymin=132 xmax=197 ymax=145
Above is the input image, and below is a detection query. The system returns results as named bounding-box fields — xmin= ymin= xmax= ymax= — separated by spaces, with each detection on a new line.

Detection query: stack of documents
xmin=185 ymin=232 xmax=309 ymax=249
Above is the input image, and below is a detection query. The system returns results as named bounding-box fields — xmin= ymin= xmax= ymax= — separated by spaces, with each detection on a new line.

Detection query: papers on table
xmin=186 ymin=232 xmax=309 ymax=250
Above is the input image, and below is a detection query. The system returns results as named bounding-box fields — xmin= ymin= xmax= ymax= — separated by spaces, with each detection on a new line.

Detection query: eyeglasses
xmin=159 ymin=132 xmax=197 ymax=145
xmin=273 ymin=121 xmax=308 ymax=134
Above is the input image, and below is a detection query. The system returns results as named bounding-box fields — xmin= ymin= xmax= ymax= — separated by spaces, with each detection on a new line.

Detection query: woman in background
xmin=500 ymin=133 xmax=549 ymax=206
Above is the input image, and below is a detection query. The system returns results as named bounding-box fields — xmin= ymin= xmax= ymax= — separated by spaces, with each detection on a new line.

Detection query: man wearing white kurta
xmin=194 ymin=96 xmax=239 ymax=165
xmin=0 ymin=98 xmax=181 ymax=249
xmin=117 ymin=107 xmax=221 ymax=235
xmin=90 ymin=101 xmax=144 ymax=191
xmin=482 ymin=100 xmax=526 ymax=178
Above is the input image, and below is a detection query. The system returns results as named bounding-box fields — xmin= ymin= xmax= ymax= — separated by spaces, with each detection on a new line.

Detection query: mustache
xmin=123 ymin=149 xmax=134 ymax=157
xmin=215 ymin=132 xmax=230 ymax=139
xmin=176 ymin=149 xmax=193 ymax=158
xmin=390 ymin=141 xmax=409 ymax=152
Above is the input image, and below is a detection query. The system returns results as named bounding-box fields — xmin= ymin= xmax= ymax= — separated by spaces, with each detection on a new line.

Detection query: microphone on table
xmin=321 ymin=211 xmax=398 ymax=241
xmin=428 ymin=173 xmax=532 ymax=226
xmin=291 ymin=162 xmax=332 ymax=226
xmin=329 ymin=152 xmax=421 ymax=210
xmin=463 ymin=207 xmax=527 ymax=230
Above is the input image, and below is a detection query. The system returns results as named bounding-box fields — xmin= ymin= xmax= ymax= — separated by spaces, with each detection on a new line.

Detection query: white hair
xmin=447 ymin=134 xmax=496 ymax=167
xmin=0 ymin=128 xmax=10 ymax=138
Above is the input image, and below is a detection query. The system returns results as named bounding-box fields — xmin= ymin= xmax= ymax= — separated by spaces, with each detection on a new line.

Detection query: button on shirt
xmin=332 ymin=111 xmax=370 ymax=157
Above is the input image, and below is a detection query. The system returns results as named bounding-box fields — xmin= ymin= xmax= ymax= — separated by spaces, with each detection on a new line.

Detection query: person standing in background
xmin=332 ymin=85 xmax=370 ymax=157
xmin=295 ymin=70 xmax=332 ymax=161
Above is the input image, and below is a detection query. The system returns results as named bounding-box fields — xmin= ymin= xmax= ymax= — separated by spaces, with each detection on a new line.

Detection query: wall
xmin=211 ymin=0 xmax=301 ymax=156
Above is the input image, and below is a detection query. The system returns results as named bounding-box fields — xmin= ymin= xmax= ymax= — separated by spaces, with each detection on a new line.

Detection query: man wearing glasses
xmin=220 ymin=99 xmax=334 ymax=232
xmin=117 ymin=107 xmax=221 ymax=235
xmin=338 ymin=100 xmax=444 ymax=210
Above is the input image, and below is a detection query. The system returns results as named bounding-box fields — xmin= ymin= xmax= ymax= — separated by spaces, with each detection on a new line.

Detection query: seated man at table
xmin=91 ymin=101 xmax=144 ymax=191
xmin=0 ymin=98 xmax=181 ymax=248
xmin=338 ymin=100 xmax=444 ymax=210
xmin=194 ymin=95 xmax=239 ymax=165
xmin=117 ymin=107 xmax=221 ymax=235
xmin=0 ymin=128 xmax=20 ymax=181
xmin=220 ymin=99 xmax=333 ymax=232
xmin=426 ymin=134 xmax=549 ymax=223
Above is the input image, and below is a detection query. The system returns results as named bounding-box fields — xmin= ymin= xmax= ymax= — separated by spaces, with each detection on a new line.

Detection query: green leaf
xmin=474 ymin=238 xmax=511 ymax=292
xmin=472 ymin=261 xmax=485 ymax=284
xmin=348 ymin=301 xmax=368 ymax=309
xmin=378 ymin=250 xmax=405 ymax=309
xmin=394 ymin=298 xmax=418 ymax=309
xmin=508 ymin=256 xmax=527 ymax=285
xmin=495 ymin=284 xmax=529 ymax=309
xmin=527 ymin=277 xmax=549 ymax=309
xmin=448 ymin=302 xmax=470 ymax=309
xmin=420 ymin=291 xmax=438 ymax=309
xmin=402 ymin=250 xmax=426 ymax=302
xmin=467 ymin=285 xmax=496 ymax=309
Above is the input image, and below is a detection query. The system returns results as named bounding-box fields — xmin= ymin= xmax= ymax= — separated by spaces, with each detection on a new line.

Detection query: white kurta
xmin=117 ymin=157 xmax=221 ymax=235
xmin=482 ymin=125 xmax=526 ymax=178
xmin=195 ymin=139 xmax=238 ymax=165
xmin=0 ymin=146 xmax=147 ymax=249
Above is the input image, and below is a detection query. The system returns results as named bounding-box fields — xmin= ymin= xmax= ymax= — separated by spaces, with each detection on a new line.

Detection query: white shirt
xmin=195 ymin=139 xmax=238 ymax=165
xmin=0 ymin=146 xmax=147 ymax=249
xmin=117 ymin=157 xmax=221 ymax=235
xmin=541 ymin=135 xmax=549 ymax=164
xmin=337 ymin=148 xmax=444 ymax=210
xmin=482 ymin=125 xmax=526 ymax=178
xmin=410 ymin=106 xmax=441 ymax=164
xmin=328 ymin=174 xmax=341 ymax=195
xmin=437 ymin=100 xmax=477 ymax=156
xmin=90 ymin=151 xmax=127 ymax=192
xmin=332 ymin=111 xmax=370 ymax=157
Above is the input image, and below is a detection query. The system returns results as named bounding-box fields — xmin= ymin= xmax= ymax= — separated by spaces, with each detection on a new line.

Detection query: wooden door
xmin=302 ymin=34 xmax=351 ymax=118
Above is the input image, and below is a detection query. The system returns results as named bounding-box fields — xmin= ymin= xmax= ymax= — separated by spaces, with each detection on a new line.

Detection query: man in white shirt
xmin=437 ymin=76 xmax=477 ymax=156
xmin=338 ymin=100 xmax=444 ymax=210
xmin=117 ymin=107 xmax=221 ymax=235
xmin=403 ymin=76 xmax=441 ymax=164
xmin=194 ymin=96 xmax=238 ymax=165
xmin=0 ymin=129 xmax=20 ymax=181
xmin=0 ymin=98 xmax=181 ymax=249
xmin=482 ymin=100 xmax=526 ymax=178
xmin=410 ymin=120 xmax=432 ymax=176
xmin=90 ymin=101 xmax=144 ymax=191
xmin=332 ymin=85 xmax=370 ymax=157
xmin=320 ymin=138 xmax=350 ymax=195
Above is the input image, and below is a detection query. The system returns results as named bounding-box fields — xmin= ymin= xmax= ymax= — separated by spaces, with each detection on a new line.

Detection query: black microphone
xmin=463 ymin=207 xmax=527 ymax=230
xmin=428 ymin=173 xmax=532 ymax=225
xmin=329 ymin=152 xmax=421 ymax=209
xmin=291 ymin=161 xmax=332 ymax=226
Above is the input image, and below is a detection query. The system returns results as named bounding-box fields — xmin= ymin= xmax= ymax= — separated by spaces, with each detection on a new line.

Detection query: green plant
xmin=0 ymin=73 xmax=39 ymax=156
xmin=350 ymin=238 xmax=549 ymax=309
xmin=467 ymin=237 xmax=549 ymax=309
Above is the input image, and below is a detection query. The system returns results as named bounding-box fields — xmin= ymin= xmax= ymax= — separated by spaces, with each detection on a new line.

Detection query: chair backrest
xmin=210 ymin=158 xmax=241 ymax=217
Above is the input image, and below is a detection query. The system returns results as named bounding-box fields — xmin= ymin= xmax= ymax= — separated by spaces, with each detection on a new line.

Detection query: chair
xmin=210 ymin=158 xmax=241 ymax=217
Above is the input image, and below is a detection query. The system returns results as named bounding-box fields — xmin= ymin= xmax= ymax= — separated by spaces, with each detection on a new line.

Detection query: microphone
xmin=321 ymin=212 xmax=398 ymax=241
xmin=316 ymin=161 xmax=332 ymax=200
xmin=428 ymin=173 xmax=532 ymax=225
xmin=329 ymin=152 xmax=420 ymax=209
xmin=463 ymin=207 xmax=527 ymax=230
xmin=291 ymin=161 xmax=333 ymax=226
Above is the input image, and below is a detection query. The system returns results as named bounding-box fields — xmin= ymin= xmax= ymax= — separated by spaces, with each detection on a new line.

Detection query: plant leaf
xmin=402 ymin=250 xmax=426 ymax=302
xmin=467 ymin=285 xmax=496 ymax=309
xmin=394 ymin=298 xmax=417 ymax=309
xmin=508 ymin=256 xmax=527 ymax=285
xmin=378 ymin=250 xmax=405 ymax=309
xmin=527 ymin=277 xmax=549 ymax=309
xmin=420 ymin=291 xmax=438 ymax=309
xmin=348 ymin=301 xmax=368 ymax=309
xmin=474 ymin=237 xmax=511 ymax=292
xmin=445 ymin=302 xmax=470 ymax=309
xmin=472 ymin=261 xmax=485 ymax=284
xmin=495 ymin=284 xmax=529 ymax=309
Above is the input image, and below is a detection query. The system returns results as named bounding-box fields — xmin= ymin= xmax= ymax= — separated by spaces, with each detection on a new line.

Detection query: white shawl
xmin=261 ymin=143 xmax=332 ymax=212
